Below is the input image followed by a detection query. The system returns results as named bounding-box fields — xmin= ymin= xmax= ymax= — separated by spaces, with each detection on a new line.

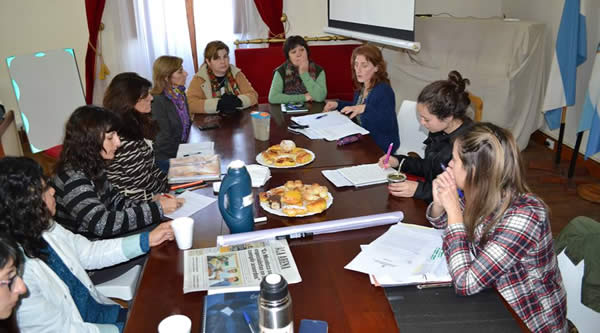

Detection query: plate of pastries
xmin=256 ymin=140 xmax=315 ymax=168
xmin=259 ymin=180 xmax=332 ymax=217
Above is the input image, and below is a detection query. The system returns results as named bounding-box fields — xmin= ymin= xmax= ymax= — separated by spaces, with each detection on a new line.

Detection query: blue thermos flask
xmin=218 ymin=160 xmax=254 ymax=233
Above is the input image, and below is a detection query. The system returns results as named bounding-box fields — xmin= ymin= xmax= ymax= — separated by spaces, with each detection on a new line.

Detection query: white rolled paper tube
xmin=216 ymin=211 xmax=404 ymax=247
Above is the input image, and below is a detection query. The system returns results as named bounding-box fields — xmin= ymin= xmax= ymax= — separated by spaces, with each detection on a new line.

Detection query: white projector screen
xmin=326 ymin=0 xmax=416 ymax=49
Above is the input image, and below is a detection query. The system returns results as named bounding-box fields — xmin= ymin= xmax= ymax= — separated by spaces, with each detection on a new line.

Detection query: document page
xmin=338 ymin=163 xmax=395 ymax=187
xmin=165 ymin=191 xmax=217 ymax=219
xmin=176 ymin=142 xmax=215 ymax=158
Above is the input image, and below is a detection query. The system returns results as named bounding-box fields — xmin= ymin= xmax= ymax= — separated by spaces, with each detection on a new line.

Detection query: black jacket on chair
xmin=151 ymin=94 xmax=190 ymax=161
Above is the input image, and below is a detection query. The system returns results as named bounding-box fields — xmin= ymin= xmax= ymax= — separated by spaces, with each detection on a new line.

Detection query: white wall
xmin=0 ymin=0 xmax=88 ymax=127
xmin=503 ymin=0 xmax=600 ymax=162
xmin=417 ymin=0 xmax=502 ymax=18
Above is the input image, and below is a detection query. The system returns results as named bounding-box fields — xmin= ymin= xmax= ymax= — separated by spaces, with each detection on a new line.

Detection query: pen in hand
xmin=383 ymin=142 xmax=394 ymax=167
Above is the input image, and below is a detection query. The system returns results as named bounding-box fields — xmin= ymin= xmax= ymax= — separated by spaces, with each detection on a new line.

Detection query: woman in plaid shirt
xmin=427 ymin=122 xmax=567 ymax=332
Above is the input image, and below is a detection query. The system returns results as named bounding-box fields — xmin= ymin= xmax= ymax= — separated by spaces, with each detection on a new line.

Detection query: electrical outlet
xmin=544 ymin=138 xmax=555 ymax=150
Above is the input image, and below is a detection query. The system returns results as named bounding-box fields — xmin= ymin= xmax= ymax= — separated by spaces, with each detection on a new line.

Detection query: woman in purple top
xmin=150 ymin=55 xmax=191 ymax=171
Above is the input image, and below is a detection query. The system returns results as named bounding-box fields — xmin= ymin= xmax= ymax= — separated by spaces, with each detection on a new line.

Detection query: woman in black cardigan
xmin=378 ymin=70 xmax=473 ymax=203
xmin=150 ymin=55 xmax=191 ymax=172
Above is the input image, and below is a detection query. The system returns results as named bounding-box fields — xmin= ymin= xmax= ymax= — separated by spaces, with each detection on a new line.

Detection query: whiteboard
xmin=326 ymin=0 xmax=419 ymax=50
xmin=6 ymin=48 xmax=85 ymax=153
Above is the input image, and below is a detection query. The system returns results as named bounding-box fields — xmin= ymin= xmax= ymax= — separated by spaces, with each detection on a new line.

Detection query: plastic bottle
xmin=218 ymin=160 xmax=254 ymax=233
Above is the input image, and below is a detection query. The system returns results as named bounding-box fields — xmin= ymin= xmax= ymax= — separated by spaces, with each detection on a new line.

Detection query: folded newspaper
xmin=183 ymin=239 xmax=301 ymax=294
xmin=168 ymin=154 xmax=221 ymax=183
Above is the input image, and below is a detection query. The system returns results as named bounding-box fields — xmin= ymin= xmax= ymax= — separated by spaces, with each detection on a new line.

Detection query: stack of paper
xmin=345 ymin=223 xmax=451 ymax=287
xmin=176 ymin=142 xmax=215 ymax=158
xmin=290 ymin=111 xmax=369 ymax=140
xmin=322 ymin=163 xmax=395 ymax=187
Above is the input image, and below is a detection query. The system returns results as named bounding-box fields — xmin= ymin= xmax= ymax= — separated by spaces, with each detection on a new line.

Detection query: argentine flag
xmin=577 ymin=43 xmax=600 ymax=159
xmin=542 ymin=0 xmax=587 ymax=130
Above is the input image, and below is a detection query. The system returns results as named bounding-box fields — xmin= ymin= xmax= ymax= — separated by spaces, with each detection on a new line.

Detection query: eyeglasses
xmin=0 ymin=274 xmax=21 ymax=292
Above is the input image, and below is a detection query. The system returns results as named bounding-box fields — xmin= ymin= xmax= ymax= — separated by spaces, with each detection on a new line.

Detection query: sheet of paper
xmin=165 ymin=190 xmax=217 ymax=219
xmin=176 ymin=142 xmax=215 ymax=158
xmin=321 ymin=170 xmax=353 ymax=187
xmin=338 ymin=164 xmax=395 ymax=187
xmin=291 ymin=111 xmax=369 ymax=140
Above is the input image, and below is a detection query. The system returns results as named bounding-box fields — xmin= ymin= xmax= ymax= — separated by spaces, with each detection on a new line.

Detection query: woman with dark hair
xmin=187 ymin=41 xmax=258 ymax=114
xmin=150 ymin=56 xmax=193 ymax=167
xmin=103 ymin=72 xmax=169 ymax=200
xmin=429 ymin=123 xmax=566 ymax=332
xmin=324 ymin=43 xmax=399 ymax=152
xmin=0 ymin=235 xmax=27 ymax=320
xmin=378 ymin=70 xmax=473 ymax=202
xmin=268 ymin=35 xmax=327 ymax=104
xmin=52 ymin=106 xmax=181 ymax=239
xmin=0 ymin=156 xmax=174 ymax=332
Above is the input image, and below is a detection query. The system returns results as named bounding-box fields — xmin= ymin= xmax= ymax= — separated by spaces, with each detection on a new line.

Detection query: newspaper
xmin=183 ymin=239 xmax=301 ymax=294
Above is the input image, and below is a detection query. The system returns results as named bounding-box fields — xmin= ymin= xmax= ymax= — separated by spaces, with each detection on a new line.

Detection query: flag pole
xmin=568 ymin=131 xmax=583 ymax=178
xmin=555 ymin=106 xmax=567 ymax=164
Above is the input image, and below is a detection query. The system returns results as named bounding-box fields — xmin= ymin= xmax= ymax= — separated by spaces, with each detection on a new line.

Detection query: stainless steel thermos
xmin=258 ymin=274 xmax=293 ymax=333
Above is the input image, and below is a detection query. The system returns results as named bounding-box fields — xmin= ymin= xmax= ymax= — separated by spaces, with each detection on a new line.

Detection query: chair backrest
xmin=557 ymin=250 xmax=600 ymax=332
xmin=395 ymin=100 xmax=429 ymax=157
xmin=468 ymin=92 xmax=483 ymax=122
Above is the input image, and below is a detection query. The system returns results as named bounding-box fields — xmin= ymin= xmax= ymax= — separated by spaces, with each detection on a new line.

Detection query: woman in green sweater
xmin=268 ymin=36 xmax=327 ymax=104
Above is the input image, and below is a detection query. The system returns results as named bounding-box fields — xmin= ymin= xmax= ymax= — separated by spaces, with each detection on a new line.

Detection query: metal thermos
xmin=258 ymin=274 xmax=293 ymax=333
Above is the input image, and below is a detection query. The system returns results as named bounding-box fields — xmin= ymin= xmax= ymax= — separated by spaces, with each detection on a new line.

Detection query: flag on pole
xmin=577 ymin=43 xmax=600 ymax=159
xmin=541 ymin=0 xmax=587 ymax=130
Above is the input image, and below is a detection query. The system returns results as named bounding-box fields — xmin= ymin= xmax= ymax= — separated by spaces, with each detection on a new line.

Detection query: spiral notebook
xmin=203 ymin=291 xmax=259 ymax=333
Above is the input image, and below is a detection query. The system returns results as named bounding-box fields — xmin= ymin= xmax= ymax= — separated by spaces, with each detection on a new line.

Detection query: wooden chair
xmin=468 ymin=92 xmax=483 ymax=122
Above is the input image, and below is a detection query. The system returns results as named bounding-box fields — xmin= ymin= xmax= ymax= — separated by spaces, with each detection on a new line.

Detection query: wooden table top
xmin=124 ymin=103 xmax=522 ymax=332
xmin=189 ymin=103 xmax=384 ymax=170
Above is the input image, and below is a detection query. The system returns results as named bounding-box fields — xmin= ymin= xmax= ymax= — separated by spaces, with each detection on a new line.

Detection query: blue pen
xmin=242 ymin=311 xmax=255 ymax=333
xmin=439 ymin=163 xmax=464 ymax=198
xmin=315 ymin=114 xmax=327 ymax=119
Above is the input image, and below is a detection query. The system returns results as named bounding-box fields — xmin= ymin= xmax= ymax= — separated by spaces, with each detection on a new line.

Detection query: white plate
xmin=255 ymin=149 xmax=315 ymax=169
xmin=260 ymin=189 xmax=333 ymax=217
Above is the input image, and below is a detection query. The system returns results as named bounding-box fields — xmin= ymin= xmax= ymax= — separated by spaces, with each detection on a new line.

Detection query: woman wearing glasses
xmin=0 ymin=156 xmax=174 ymax=332
xmin=0 ymin=236 xmax=27 ymax=319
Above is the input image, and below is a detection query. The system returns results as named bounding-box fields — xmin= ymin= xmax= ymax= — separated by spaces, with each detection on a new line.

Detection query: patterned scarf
xmin=164 ymin=85 xmax=190 ymax=142
xmin=283 ymin=60 xmax=319 ymax=94
xmin=207 ymin=66 xmax=240 ymax=98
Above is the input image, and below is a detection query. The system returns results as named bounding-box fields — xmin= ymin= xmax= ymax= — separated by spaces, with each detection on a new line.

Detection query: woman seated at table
xmin=268 ymin=35 xmax=327 ymax=104
xmin=52 ymin=106 xmax=181 ymax=239
xmin=378 ymin=70 xmax=473 ymax=202
xmin=428 ymin=122 xmax=566 ymax=333
xmin=150 ymin=55 xmax=192 ymax=169
xmin=323 ymin=44 xmax=398 ymax=152
xmin=103 ymin=72 xmax=169 ymax=200
xmin=188 ymin=41 xmax=258 ymax=115
xmin=0 ymin=157 xmax=174 ymax=333
xmin=0 ymin=235 xmax=27 ymax=320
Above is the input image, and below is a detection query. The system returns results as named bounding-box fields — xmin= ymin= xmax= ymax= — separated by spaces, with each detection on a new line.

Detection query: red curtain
xmin=84 ymin=0 xmax=106 ymax=104
xmin=253 ymin=0 xmax=284 ymax=39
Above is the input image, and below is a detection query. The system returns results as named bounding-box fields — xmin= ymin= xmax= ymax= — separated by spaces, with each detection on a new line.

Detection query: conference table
xmin=123 ymin=103 xmax=521 ymax=332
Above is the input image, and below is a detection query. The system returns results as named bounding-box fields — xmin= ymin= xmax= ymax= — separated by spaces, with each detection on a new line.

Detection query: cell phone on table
xmin=299 ymin=319 xmax=328 ymax=333
xmin=197 ymin=123 xmax=220 ymax=130
xmin=285 ymin=102 xmax=305 ymax=110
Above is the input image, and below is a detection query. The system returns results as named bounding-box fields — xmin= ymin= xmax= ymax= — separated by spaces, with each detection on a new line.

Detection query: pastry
xmin=274 ymin=156 xmax=295 ymax=167
xmin=281 ymin=190 xmax=302 ymax=205
xmin=306 ymin=198 xmax=327 ymax=213
xmin=295 ymin=151 xmax=312 ymax=164
xmin=284 ymin=180 xmax=303 ymax=190
xmin=268 ymin=194 xmax=282 ymax=210
xmin=282 ymin=207 xmax=308 ymax=217
xmin=280 ymin=140 xmax=296 ymax=152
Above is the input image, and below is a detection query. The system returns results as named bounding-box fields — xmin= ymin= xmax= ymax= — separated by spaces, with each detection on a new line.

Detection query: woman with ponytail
xmin=378 ymin=70 xmax=473 ymax=202
xmin=428 ymin=122 xmax=566 ymax=333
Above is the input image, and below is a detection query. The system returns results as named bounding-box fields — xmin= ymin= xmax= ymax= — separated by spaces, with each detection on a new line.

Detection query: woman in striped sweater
xmin=52 ymin=106 xmax=182 ymax=239
xmin=103 ymin=72 xmax=169 ymax=201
